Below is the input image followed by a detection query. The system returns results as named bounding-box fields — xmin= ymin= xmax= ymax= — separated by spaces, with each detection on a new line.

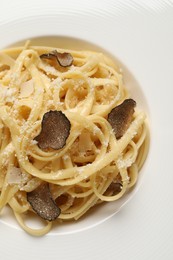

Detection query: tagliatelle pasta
xmin=0 ymin=42 xmax=149 ymax=236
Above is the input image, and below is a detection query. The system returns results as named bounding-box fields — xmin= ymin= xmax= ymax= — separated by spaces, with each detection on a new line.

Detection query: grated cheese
xmin=63 ymin=154 xmax=69 ymax=161
xmin=19 ymin=79 xmax=34 ymax=98
xmin=117 ymin=158 xmax=133 ymax=169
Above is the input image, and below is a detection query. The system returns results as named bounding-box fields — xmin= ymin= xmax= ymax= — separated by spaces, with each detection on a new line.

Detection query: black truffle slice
xmin=108 ymin=99 xmax=136 ymax=139
xmin=35 ymin=110 xmax=71 ymax=150
xmin=107 ymin=182 xmax=122 ymax=195
xmin=27 ymin=183 xmax=61 ymax=221
xmin=40 ymin=50 xmax=73 ymax=67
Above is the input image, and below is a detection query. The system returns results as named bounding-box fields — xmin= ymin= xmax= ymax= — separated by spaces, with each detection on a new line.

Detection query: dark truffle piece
xmin=108 ymin=99 xmax=136 ymax=139
xmin=107 ymin=182 xmax=122 ymax=195
xmin=27 ymin=183 xmax=61 ymax=221
xmin=35 ymin=110 xmax=71 ymax=150
xmin=40 ymin=50 xmax=73 ymax=67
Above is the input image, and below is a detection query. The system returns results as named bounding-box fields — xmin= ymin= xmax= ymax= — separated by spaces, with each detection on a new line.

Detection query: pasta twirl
xmin=0 ymin=43 xmax=149 ymax=236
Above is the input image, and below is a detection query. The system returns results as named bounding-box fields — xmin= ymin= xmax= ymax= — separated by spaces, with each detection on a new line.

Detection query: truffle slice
xmin=107 ymin=182 xmax=122 ymax=195
xmin=40 ymin=50 xmax=73 ymax=67
xmin=108 ymin=99 xmax=136 ymax=139
xmin=27 ymin=183 xmax=61 ymax=221
xmin=35 ymin=110 xmax=71 ymax=150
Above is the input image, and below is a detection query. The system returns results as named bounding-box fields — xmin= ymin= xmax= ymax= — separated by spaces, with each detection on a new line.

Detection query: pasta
xmin=0 ymin=42 xmax=149 ymax=236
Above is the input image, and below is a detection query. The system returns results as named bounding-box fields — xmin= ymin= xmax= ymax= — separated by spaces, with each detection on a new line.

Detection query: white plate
xmin=0 ymin=1 xmax=173 ymax=259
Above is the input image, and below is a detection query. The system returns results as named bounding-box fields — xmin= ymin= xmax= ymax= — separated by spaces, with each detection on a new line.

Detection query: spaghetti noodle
xmin=0 ymin=43 xmax=149 ymax=236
